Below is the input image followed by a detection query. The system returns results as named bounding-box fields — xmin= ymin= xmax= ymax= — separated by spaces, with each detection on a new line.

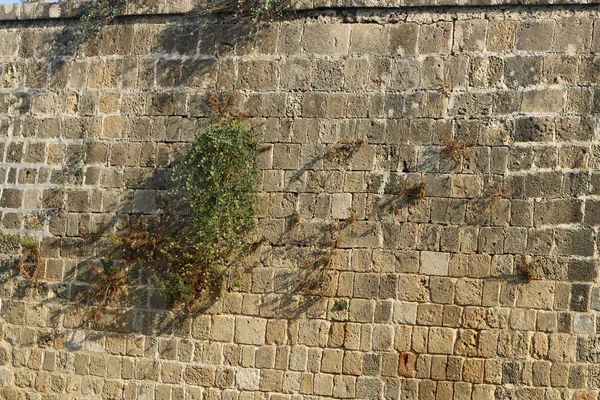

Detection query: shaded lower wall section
xmin=0 ymin=2 xmax=600 ymax=399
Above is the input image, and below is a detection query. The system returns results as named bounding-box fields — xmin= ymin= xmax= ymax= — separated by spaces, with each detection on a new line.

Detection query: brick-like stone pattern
xmin=0 ymin=2 xmax=600 ymax=399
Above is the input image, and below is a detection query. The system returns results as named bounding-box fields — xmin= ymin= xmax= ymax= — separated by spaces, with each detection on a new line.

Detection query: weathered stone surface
xmin=0 ymin=4 xmax=598 ymax=400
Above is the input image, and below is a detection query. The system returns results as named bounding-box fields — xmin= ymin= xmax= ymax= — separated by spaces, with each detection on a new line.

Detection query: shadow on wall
xmin=0 ymin=1 xmax=338 ymax=336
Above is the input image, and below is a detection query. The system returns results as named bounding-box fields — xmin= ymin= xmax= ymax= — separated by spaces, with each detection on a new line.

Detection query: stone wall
xmin=0 ymin=1 xmax=599 ymax=399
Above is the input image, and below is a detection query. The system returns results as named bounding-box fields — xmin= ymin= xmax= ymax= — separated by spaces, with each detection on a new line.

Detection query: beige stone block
xmin=297 ymin=320 xmax=329 ymax=347
xmin=342 ymin=351 xmax=362 ymax=375
xmin=455 ymin=278 xmax=483 ymax=306
xmin=418 ymin=22 xmax=453 ymax=54
xmin=235 ymin=317 xmax=267 ymax=345
xmin=331 ymin=193 xmax=353 ymax=220
xmin=521 ymin=89 xmax=566 ymax=113
xmin=184 ymin=365 xmax=215 ymax=386
xmin=372 ymin=324 xmax=394 ymax=351
xmin=333 ymin=375 xmax=356 ymax=398
xmin=454 ymin=20 xmax=487 ymax=52
xmin=350 ymin=25 xmax=388 ymax=55
xmin=548 ymin=334 xmax=577 ymax=362
xmin=209 ymin=316 xmax=234 ymax=342
xmin=428 ymin=327 xmax=455 ymax=355
xmin=303 ymin=24 xmax=350 ymax=55
xmin=420 ymin=251 xmax=449 ymax=276
xmin=259 ymin=369 xmax=283 ymax=392
xmin=321 ymin=349 xmax=343 ymax=373
xmin=516 ymin=282 xmax=554 ymax=310
xmin=313 ymin=373 xmax=334 ymax=396
xmin=235 ymin=368 xmax=259 ymax=391
xmin=486 ymin=20 xmax=516 ymax=52
xmin=463 ymin=358 xmax=484 ymax=383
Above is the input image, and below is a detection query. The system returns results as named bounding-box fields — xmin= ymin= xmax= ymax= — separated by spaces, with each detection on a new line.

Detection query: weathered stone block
xmin=338 ymin=221 xmax=379 ymax=248
xmin=555 ymin=229 xmax=595 ymax=257
xmin=259 ymin=369 xmax=283 ymax=392
xmin=553 ymin=18 xmax=592 ymax=53
xmin=454 ymin=20 xmax=487 ymax=52
xmin=420 ymin=251 xmax=449 ymax=276
xmin=524 ymin=172 xmax=563 ymax=198
xmin=350 ymin=25 xmax=388 ymax=55
xmin=235 ymin=317 xmax=267 ymax=345
xmin=428 ymin=327 xmax=454 ymax=355
xmin=238 ymin=60 xmax=278 ymax=90
xmin=389 ymin=23 xmax=418 ymax=56
xmin=397 ymin=275 xmax=429 ymax=302
xmin=516 ymin=282 xmax=554 ymax=310
xmin=516 ymin=20 xmax=554 ymax=51
xmin=571 ymin=284 xmax=590 ymax=312
xmin=302 ymin=24 xmax=350 ymax=55
xmin=390 ymin=58 xmax=420 ymax=90
xmin=403 ymin=92 xmax=447 ymax=118
xmin=534 ymin=199 xmax=583 ymax=227
xmin=504 ymin=56 xmax=543 ymax=89
xmin=567 ymin=259 xmax=598 ymax=282
xmin=521 ymin=89 xmax=566 ymax=113
xmin=486 ymin=20 xmax=516 ymax=52
xmin=418 ymin=22 xmax=452 ymax=54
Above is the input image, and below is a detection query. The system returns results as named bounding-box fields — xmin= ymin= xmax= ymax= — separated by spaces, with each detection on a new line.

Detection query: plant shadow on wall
xmin=3 ymin=0 xmax=342 ymax=331
xmin=1 ymin=117 xmax=264 ymax=333
xmin=46 ymin=0 xmax=292 ymax=61
xmin=88 ymin=121 xmax=263 ymax=315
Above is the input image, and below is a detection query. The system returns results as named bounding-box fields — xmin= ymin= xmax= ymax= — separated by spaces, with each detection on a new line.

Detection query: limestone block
xmin=454 ymin=20 xmax=487 ymax=52
xmin=553 ymin=18 xmax=592 ymax=53
xmin=420 ymin=251 xmax=449 ymax=276
xmin=302 ymin=24 xmax=350 ymax=55
xmin=418 ymin=22 xmax=452 ymax=54
xmin=389 ymin=23 xmax=418 ymax=56
xmin=235 ymin=317 xmax=267 ymax=345
xmin=516 ymin=20 xmax=554 ymax=51
xmin=521 ymin=89 xmax=566 ymax=114
xmin=350 ymin=25 xmax=389 ymax=55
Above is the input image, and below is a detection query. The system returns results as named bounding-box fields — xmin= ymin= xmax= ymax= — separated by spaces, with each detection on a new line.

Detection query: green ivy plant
xmin=173 ymin=122 xmax=260 ymax=268
xmin=106 ymin=122 xmax=261 ymax=311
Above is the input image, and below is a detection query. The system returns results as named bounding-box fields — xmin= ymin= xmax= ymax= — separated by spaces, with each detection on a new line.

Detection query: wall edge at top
xmin=0 ymin=0 xmax=599 ymax=23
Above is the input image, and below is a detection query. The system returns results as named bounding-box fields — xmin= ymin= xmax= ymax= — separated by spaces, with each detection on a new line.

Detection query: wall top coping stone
xmin=0 ymin=0 xmax=598 ymax=22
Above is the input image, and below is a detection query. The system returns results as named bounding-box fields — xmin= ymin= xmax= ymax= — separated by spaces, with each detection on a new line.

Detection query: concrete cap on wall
xmin=1 ymin=0 xmax=599 ymax=22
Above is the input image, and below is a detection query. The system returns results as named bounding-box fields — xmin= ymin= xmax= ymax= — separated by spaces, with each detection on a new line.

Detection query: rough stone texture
xmin=0 ymin=1 xmax=600 ymax=399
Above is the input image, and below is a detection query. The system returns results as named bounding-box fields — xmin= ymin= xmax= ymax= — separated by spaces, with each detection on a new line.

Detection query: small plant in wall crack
xmin=399 ymin=181 xmax=427 ymax=203
xmin=343 ymin=207 xmax=357 ymax=226
xmin=287 ymin=210 xmax=302 ymax=231
xmin=208 ymin=90 xmax=240 ymax=120
xmin=16 ymin=235 xmax=44 ymax=284
xmin=440 ymin=138 xmax=475 ymax=162
xmin=483 ymin=181 xmax=510 ymax=208
xmin=333 ymin=298 xmax=348 ymax=311
xmin=327 ymin=137 xmax=367 ymax=165
xmin=520 ymin=255 xmax=537 ymax=282
xmin=76 ymin=258 xmax=129 ymax=319
xmin=69 ymin=0 xmax=291 ymax=56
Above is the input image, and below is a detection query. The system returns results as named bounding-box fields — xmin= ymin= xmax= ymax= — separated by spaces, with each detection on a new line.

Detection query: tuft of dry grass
xmin=400 ymin=181 xmax=427 ymax=203
xmin=327 ymin=137 xmax=367 ymax=164
xmin=16 ymin=236 xmax=44 ymax=284
xmin=208 ymin=90 xmax=240 ymax=120
xmin=440 ymin=138 xmax=475 ymax=162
